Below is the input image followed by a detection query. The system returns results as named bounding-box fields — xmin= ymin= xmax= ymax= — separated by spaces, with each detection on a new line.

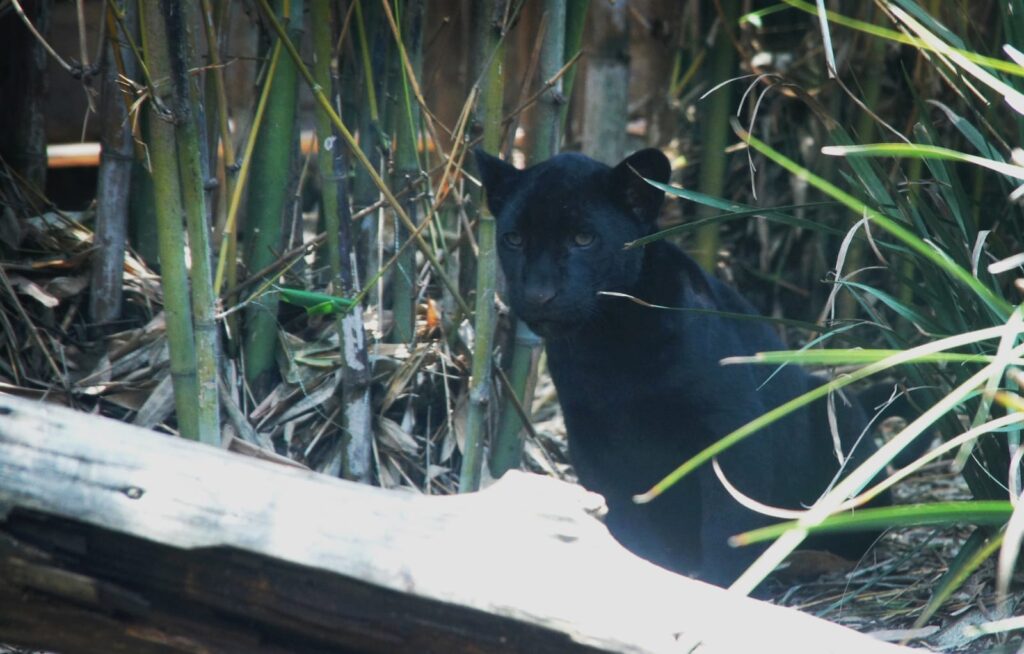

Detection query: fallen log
xmin=0 ymin=393 xmax=909 ymax=653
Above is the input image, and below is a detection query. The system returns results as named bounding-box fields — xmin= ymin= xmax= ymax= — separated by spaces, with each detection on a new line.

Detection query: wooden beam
xmin=0 ymin=393 xmax=910 ymax=653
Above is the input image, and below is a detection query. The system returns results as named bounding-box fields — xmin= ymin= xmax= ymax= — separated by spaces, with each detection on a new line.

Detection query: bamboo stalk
xmin=388 ymin=0 xmax=425 ymax=344
xmin=351 ymin=0 xmax=386 ymax=302
xmin=559 ymin=0 xmax=588 ymax=135
xmin=459 ymin=0 xmax=507 ymax=493
xmin=164 ymin=0 xmax=222 ymax=445
xmin=89 ymin=2 xmax=136 ymax=332
xmin=693 ymin=0 xmax=739 ymax=271
xmin=311 ymin=0 xmax=372 ymax=482
xmin=242 ymin=0 xmax=302 ymax=400
xmin=490 ymin=0 xmax=566 ymax=478
xmin=138 ymin=0 xmax=201 ymax=440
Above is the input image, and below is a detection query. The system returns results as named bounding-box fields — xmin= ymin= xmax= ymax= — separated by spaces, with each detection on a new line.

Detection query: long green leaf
xmin=731 ymin=501 xmax=1011 ymax=545
xmin=627 ymin=192 xmax=847 ymax=249
xmin=724 ymin=349 xmax=1024 ymax=367
xmin=913 ymin=529 xmax=1003 ymax=629
xmin=822 ymin=143 xmax=1024 ymax=181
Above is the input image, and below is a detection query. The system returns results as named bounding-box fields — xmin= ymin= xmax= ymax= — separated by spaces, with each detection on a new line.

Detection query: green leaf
xmin=821 ymin=143 xmax=1024 ymax=181
xmin=732 ymin=501 xmax=1012 ymax=546
xmin=839 ymin=280 xmax=943 ymax=334
xmin=630 ymin=184 xmax=851 ymax=248
xmin=277 ymin=286 xmax=356 ymax=316
xmin=913 ymin=529 xmax=1003 ymax=629
xmin=739 ymin=3 xmax=790 ymax=28
xmin=724 ymin=349 xmax=1024 ymax=367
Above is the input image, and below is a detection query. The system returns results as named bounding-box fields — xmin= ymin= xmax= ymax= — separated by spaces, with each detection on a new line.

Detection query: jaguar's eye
xmin=573 ymin=232 xmax=595 ymax=247
xmin=503 ymin=231 xmax=524 ymax=247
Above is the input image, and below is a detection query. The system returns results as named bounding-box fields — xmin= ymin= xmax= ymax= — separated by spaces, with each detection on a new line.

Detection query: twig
xmin=10 ymin=0 xmax=80 ymax=77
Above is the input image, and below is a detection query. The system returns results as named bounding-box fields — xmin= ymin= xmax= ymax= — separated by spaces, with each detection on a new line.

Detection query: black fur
xmin=476 ymin=148 xmax=896 ymax=585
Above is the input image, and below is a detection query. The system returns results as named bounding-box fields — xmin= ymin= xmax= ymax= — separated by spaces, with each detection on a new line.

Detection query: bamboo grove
xmin=8 ymin=0 xmax=598 ymax=492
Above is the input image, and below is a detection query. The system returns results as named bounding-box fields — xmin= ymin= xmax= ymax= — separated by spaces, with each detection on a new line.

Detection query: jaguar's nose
xmin=524 ymin=284 xmax=557 ymax=307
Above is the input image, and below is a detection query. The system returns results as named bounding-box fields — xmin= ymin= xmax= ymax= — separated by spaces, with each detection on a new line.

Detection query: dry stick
xmin=254 ymin=0 xmax=470 ymax=316
xmin=107 ymin=2 xmax=160 ymax=111
xmin=9 ymin=0 xmax=77 ymax=76
xmin=103 ymin=4 xmax=146 ymax=164
xmin=198 ymin=0 xmax=238 ymax=221
xmin=332 ymin=0 xmax=357 ymax=61
xmin=0 ymin=265 xmax=64 ymax=385
xmin=74 ymin=0 xmax=91 ymax=77
xmin=503 ymin=51 xmax=582 ymax=128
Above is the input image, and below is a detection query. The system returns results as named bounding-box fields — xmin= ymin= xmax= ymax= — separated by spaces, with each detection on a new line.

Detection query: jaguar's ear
xmin=473 ymin=148 xmax=522 ymax=216
xmin=609 ymin=148 xmax=671 ymax=224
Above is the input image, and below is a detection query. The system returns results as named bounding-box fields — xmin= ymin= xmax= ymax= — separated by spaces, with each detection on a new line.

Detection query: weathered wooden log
xmin=0 ymin=393 xmax=909 ymax=653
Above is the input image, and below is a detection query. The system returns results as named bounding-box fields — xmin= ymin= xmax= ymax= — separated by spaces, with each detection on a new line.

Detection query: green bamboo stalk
xmin=489 ymin=0 xmax=566 ymax=478
xmin=460 ymin=0 xmax=506 ymax=493
xmin=164 ymin=0 xmax=221 ymax=445
xmin=352 ymin=0 xmax=386 ymax=300
xmin=139 ymin=0 xmax=201 ymax=440
xmin=311 ymin=0 xmax=372 ymax=481
xmin=388 ymin=0 xmax=424 ymax=344
xmin=693 ymin=0 xmax=739 ymax=271
xmin=89 ymin=3 xmax=136 ymax=332
xmin=559 ymin=0 xmax=588 ymax=135
xmin=243 ymin=0 xmax=302 ymax=400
